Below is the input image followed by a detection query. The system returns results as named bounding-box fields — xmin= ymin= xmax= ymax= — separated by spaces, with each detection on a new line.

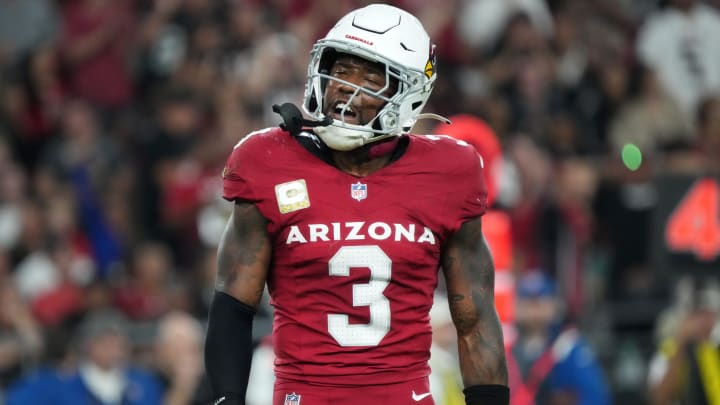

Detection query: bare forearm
xmin=456 ymin=297 xmax=507 ymax=386
xmin=443 ymin=217 xmax=508 ymax=387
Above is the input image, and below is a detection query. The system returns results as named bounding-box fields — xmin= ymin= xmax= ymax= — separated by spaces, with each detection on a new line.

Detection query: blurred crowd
xmin=1 ymin=0 xmax=719 ymax=404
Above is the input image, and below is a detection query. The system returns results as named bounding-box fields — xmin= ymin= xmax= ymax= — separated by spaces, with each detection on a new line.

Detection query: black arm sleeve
xmin=204 ymin=291 xmax=256 ymax=404
xmin=463 ymin=384 xmax=510 ymax=405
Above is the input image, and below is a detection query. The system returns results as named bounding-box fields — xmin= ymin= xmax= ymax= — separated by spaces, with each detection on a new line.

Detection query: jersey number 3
xmin=327 ymin=245 xmax=391 ymax=347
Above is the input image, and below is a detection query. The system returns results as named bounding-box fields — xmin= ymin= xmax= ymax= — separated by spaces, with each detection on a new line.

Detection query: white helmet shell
xmin=303 ymin=4 xmax=437 ymax=150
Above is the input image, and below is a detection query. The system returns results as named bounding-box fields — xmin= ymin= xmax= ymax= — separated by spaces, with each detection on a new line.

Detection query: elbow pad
xmin=205 ymin=291 xmax=256 ymax=404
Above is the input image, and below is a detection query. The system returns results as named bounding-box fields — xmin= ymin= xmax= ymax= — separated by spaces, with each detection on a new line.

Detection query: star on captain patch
xmin=351 ymin=181 xmax=367 ymax=201
xmin=275 ymin=179 xmax=310 ymax=214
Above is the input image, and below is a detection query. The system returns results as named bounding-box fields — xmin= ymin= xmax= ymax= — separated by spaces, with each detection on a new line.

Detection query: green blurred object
xmin=622 ymin=143 xmax=642 ymax=171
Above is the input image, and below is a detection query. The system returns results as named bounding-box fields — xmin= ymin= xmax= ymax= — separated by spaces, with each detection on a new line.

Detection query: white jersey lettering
xmin=368 ymin=222 xmax=392 ymax=240
xmin=286 ymin=226 xmax=308 ymax=244
xmin=309 ymin=224 xmax=330 ymax=242
xmin=417 ymin=227 xmax=436 ymax=244
xmin=346 ymin=222 xmax=366 ymax=241
xmin=285 ymin=222 xmax=436 ymax=245
xmin=394 ymin=223 xmax=415 ymax=242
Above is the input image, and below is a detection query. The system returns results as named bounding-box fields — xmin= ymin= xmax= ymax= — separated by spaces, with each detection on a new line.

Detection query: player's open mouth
xmin=329 ymin=101 xmax=358 ymax=123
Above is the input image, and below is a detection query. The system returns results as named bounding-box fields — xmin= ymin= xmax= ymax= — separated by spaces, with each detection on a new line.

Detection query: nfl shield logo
xmin=351 ymin=182 xmax=368 ymax=201
xmin=284 ymin=393 xmax=301 ymax=405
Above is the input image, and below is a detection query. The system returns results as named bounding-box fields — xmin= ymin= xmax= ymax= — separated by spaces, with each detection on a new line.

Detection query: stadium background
xmin=0 ymin=0 xmax=719 ymax=404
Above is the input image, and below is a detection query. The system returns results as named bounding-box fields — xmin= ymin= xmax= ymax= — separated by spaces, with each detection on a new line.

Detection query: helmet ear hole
xmin=380 ymin=112 xmax=398 ymax=131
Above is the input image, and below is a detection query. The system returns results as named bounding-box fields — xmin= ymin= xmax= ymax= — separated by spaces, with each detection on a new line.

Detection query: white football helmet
xmin=302 ymin=4 xmax=437 ymax=151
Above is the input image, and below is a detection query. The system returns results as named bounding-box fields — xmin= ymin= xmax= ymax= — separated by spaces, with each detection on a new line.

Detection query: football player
xmin=204 ymin=4 xmax=509 ymax=405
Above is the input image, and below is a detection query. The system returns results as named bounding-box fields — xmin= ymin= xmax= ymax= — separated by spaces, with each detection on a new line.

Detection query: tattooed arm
xmin=204 ymin=202 xmax=272 ymax=404
xmin=215 ymin=202 xmax=272 ymax=303
xmin=441 ymin=216 xmax=508 ymax=387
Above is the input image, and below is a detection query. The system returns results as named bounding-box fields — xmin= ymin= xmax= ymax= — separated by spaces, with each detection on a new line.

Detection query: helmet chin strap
xmin=273 ymin=102 xmax=401 ymax=152
xmin=272 ymin=103 xmax=331 ymax=135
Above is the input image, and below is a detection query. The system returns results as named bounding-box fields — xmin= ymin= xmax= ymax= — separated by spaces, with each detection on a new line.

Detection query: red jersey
xmin=222 ymin=128 xmax=487 ymax=386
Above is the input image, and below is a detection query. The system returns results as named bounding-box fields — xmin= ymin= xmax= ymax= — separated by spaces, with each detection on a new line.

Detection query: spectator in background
xmin=507 ymin=134 xmax=599 ymax=315
xmin=39 ymin=99 xmax=126 ymax=195
xmin=136 ymin=86 xmax=209 ymax=266
xmin=609 ymin=64 xmax=693 ymax=157
xmin=38 ymin=99 xmax=126 ymax=277
xmin=1 ymin=46 xmax=66 ymax=169
xmin=648 ymin=276 xmax=720 ymax=405
xmin=565 ymin=55 xmax=632 ymax=155
xmin=30 ymin=236 xmax=91 ymax=327
xmin=57 ymin=0 xmax=135 ymax=113
xmin=457 ymin=0 xmax=554 ymax=55
xmin=6 ymin=309 xmax=163 ymax=404
xmin=546 ymin=157 xmax=599 ymax=318
xmin=0 ymin=139 xmax=25 ymax=252
xmin=136 ymin=0 xmax=188 ymax=89
xmin=550 ymin=3 xmax=590 ymax=91
xmin=113 ymin=241 xmax=174 ymax=322
xmin=12 ymin=200 xmax=61 ymax=302
xmin=507 ymin=271 xmax=610 ymax=405
xmin=0 ymin=0 xmax=58 ymax=67
xmin=636 ymin=0 xmax=720 ymax=118
xmin=68 ymin=309 xmax=161 ymax=404
xmin=482 ymin=12 xmax=564 ymax=140
xmin=9 ymin=185 xmax=95 ymax=325
xmin=0 ymin=277 xmax=44 ymax=391
xmin=692 ymin=94 xmax=720 ymax=171
xmin=153 ymin=310 xmax=211 ymax=405
xmin=667 ymin=93 xmax=720 ymax=173
xmin=505 ymin=135 xmax=553 ymax=274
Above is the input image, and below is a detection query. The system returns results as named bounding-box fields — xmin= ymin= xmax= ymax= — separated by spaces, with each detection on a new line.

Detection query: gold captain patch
xmin=275 ymin=179 xmax=310 ymax=214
